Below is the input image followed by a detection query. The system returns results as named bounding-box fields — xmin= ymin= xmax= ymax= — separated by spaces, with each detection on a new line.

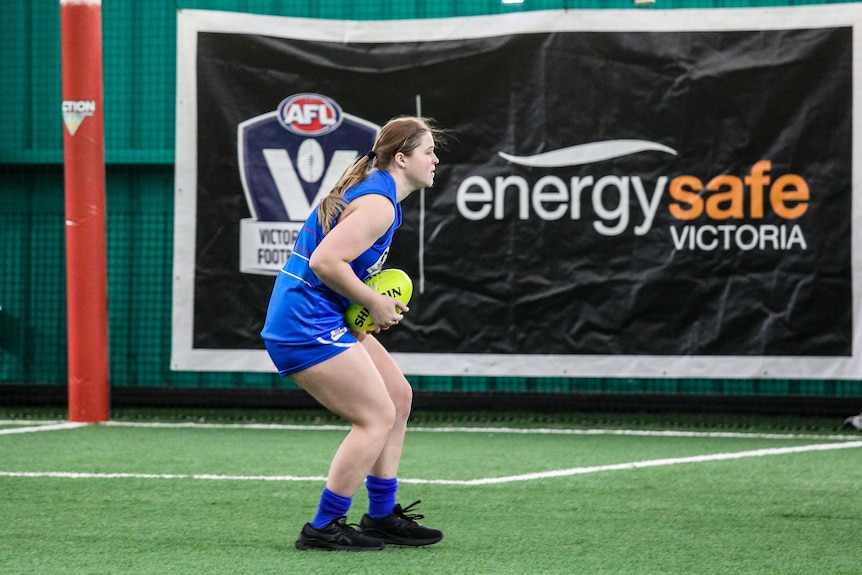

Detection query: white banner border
xmin=172 ymin=5 xmax=862 ymax=379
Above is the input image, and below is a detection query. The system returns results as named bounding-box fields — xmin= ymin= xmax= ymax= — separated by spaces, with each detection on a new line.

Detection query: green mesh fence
xmin=1 ymin=0 xmax=860 ymax=399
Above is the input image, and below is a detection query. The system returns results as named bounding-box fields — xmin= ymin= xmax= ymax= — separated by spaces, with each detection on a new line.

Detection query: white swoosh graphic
xmin=498 ymin=139 xmax=677 ymax=167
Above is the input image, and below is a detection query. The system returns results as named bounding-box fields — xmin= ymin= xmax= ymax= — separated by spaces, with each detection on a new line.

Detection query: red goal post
xmin=61 ymin=0 xmax=110 ymax=422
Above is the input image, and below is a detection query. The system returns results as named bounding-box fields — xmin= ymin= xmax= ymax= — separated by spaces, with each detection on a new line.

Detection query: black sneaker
xmin=359 ymin=500 xmax=443 ymax=547
xmin=295 ymin=517 xmax=385 ymax=551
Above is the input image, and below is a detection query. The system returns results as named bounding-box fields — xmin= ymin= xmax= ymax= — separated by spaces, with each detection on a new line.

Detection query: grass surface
xmin=1 ymin=408 xmax=859 ymax=574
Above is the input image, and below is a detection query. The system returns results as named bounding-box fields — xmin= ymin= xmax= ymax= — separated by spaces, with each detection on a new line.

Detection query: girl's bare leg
xmin=290 ymin=343 xmax=396 ymax=497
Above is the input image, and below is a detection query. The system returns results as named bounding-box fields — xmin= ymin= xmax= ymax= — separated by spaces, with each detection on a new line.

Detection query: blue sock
xmin=366 ymin=475 xmax=398 ymax=519
xmin=310 ymin=487 xmax=352 ymax=529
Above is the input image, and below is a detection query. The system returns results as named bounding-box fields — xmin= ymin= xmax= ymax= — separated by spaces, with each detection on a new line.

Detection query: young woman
xmin=261 ymin=116 xmax=444 ymax=551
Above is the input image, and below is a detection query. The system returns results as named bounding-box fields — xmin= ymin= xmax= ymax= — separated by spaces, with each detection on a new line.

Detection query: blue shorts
xmin=263 ymin=329 xmax=358 ymax=376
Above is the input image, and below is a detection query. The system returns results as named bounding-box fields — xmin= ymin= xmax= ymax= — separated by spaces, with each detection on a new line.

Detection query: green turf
xmin=0 ymin=410 xmax=859 ymax=574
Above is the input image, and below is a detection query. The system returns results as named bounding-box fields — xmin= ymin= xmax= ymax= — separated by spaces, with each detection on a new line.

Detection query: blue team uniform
xmin=261 ymin=170 xmax=402 ymax=376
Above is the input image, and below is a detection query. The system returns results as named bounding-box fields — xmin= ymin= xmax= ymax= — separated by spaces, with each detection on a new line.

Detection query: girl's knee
xmin=389 ymin=376 xmax=413 ymax=422
xmin=397 ymin=387 xmax=413 ymax=422
xmin=380 ymin=399 xmax=398 ymax=430
xmin=363 ymin=398 xmax=396 ymax=436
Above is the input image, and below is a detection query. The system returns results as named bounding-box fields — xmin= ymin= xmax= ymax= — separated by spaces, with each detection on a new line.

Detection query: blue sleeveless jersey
xmin=261 ymin=170 xmax=402 ymax=374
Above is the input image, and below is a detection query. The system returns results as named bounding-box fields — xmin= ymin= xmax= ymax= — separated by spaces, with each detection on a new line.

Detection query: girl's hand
xmin=367 ymin=293 xmax=409 ymax=332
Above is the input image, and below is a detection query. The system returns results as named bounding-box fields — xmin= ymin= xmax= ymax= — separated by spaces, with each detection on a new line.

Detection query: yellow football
xmin=344 ymin=269 xmax=413 ymax=332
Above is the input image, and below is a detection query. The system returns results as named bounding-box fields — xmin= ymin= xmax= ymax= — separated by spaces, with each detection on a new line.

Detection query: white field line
xmin=0 ymin=422 xmax=87 ymax=435
xmin=0 ymin=441 xmax=859 ymax=485
xmin=0 ymin=418 xmax=859 ymax=485
xmin=0 ymin=420 xmax=73 ymax=425
xmin=402 ymin=440 xmax=862 ymax=485
xmin=0 ymin=470 xmax=328 ymax=482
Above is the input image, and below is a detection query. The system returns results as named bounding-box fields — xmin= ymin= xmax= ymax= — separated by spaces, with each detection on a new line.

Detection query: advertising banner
xmin=173 ymin=6 xmax=861 ymax=378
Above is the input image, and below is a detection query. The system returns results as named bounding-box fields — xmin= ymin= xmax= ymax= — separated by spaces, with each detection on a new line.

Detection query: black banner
xmin=173 ymin=8 xmax=860 ymax=377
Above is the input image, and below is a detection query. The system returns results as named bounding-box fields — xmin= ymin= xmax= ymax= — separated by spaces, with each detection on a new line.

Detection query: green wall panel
xmin=0 ymin=0 xmax=859 ymax=399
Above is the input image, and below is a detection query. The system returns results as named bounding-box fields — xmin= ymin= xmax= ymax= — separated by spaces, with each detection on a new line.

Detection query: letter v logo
xmin=262 ymin=148 xmax=358 ymax=220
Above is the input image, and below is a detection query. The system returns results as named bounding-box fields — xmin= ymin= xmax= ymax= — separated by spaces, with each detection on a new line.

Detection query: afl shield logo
xmin=277 ymin=93 xmax=343 ymax=136
xmin=237 ymin=94 xmax=379 ymax=275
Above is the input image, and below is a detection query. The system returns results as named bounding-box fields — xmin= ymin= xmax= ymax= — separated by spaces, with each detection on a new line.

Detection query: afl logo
xmin=277 ymin=93 xmax=343 ymax=136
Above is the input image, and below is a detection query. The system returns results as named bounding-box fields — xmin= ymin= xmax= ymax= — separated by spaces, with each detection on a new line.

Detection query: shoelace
xmin=331 ymin=516 xmax=364 ymax=533
xmin=393 ymin=500 xmax=425 ymax=523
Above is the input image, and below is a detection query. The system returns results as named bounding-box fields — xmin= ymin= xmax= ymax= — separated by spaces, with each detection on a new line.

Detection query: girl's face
xmin=401 ymin=132 xmax=439 ymax=190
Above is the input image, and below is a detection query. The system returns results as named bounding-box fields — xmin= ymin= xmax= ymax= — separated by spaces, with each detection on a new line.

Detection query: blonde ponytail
xmin=317 ymin=152 xmax=375 ymax=234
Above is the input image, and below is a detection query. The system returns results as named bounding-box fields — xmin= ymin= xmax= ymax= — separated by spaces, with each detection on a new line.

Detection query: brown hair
xmin=317 ymin=116 xmax=442 ymax=234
